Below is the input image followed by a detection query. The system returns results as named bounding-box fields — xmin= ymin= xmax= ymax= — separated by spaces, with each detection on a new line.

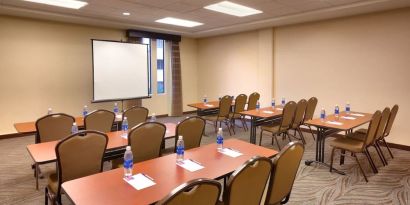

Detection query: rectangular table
xmin=62 ymin=139 xmax=278 ymax=205
xmin=304 ymin=111 xmax=372 ymax=174
xmin=27 ymin=123 xmax=176 ymax=190
xmin=187 ymin=101 xmax=222 ymax=116
xmin=240 ymin=106 xmax=283 ymax=144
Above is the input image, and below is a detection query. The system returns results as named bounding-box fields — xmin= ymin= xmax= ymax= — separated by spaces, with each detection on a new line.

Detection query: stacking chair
xmin=123 ymin=106 xmax=149 ymax=129
xmin=84 ymin=109 xmax=115 ymax=133
xmin=203 ymin=95 xmax=234 ymax=135
xmin=175 ymin=116 xmax=205 ymax=152
xmin=128 ymin=122 xmax=166 ymax=162
xmin=302 ymin=97 xmax=318 ymax=141
xmin=289 ymin=99 xmax=308 ymax=144
xmin=35 ymin=113 xmax=75 ymax=143
xmin=229 ymin=94 xmax=248 ymax=132
xmin=222 ymin=156 xmax=272 ymax=205
xmin=259 ymin=101 xmax=297 ymax=150
xmin=45 ymin=130 xmax=108 ymax=205
xmin=329 ymin=110 xmax=382 ymax=182
xmin=265 ymin=142 xmax=304 ymax=205
xmin=157 ymin=178 xmax=222 ymax=205
xmin=247 ymin=92 xmax=260 ymax=111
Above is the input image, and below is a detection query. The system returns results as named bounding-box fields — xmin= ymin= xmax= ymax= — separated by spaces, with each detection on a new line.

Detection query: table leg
xmin=35 ymin=163 xmax=39 ymax=190
xmin=250 ymin=117 xmax=256 ymax=144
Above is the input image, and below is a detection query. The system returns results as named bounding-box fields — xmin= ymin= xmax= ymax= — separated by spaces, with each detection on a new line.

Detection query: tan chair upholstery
xmin=289 ymin=99 xmax=308 ymax=144
xmin=45 ymin=130 xmax=108 ymax=205
xmin=247 ymin=92 xmax=260 ymax=111
xmin=84 ymin=109 xmax=115 ymax=133
xmin=260 ymin=101 xmax=297 ymax=150
xmin=302 ymin=97 xmax=318 ymax=141
xmin=203 ymin=95 xmax=234 ymax=135
xmin=35 ymin=113 xmax=75 ymax=143
xmin=223 ymin=156 xmax=272 ymax=205
xmin=229 ymin=94 xmax=248 ymax=132
xmin=157 ymin=178 xmax=222 ymax=205
xmin=329 ymin=110 xmax=382 ymax=182
xmin=175 ymin=116 xmax=205 ymax=151
xmin=123 ymin=106 xmax=149 ymax=129
xmin=129 ymin=122 xmax=166 ymax=163
xmin=266 ymin=142 xmax=304 ymax=205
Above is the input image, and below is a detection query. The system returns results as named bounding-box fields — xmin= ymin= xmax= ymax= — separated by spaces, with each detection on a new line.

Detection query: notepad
xmin=276 ymin=108 xmax=283 ymax=111
xmin=219 ymin=148 xmax=243 ymax=158
xmin=350 ymin=113 xmax=365 ymax=117
xmin=326 ymin=121 xmax=343 ymax=126
xmin=177 ymin=159 xmax=204 ymax=172
xmin=342 ymin=116 xmax=356 ymax=120
xmin=204 ymin=104 xmax=214 ymax=107
xmin=263 ymin=111 xmax=274 ymax=114
xmin=124 ymin=173 xmax=156 ymax=190
xmin=121 ymin=132 xmax=128 ymax=139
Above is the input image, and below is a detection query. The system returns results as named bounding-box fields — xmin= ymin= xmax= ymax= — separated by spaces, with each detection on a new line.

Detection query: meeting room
xmin=0 ymin=0 xmax=409 ymax=204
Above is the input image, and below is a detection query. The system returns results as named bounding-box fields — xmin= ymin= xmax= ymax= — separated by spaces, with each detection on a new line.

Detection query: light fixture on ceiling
xmin=122 ymin=12 xmax=130 ymax=16
xmin=23 ymin=0 xmax=88 ymax=9
xmin=204 ymin=1 xmax=262 ymax=17
xmin=155 ymin=17 xmax=203 ymax=28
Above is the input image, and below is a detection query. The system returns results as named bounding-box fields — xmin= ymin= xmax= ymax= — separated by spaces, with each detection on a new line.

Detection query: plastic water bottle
xmin=123 ymin=146 xmax=133 ymax=179
xmin=82 ymin=105 xmax=88 ymax=117
xmin=176 ymin=136 xmax=185 ymax=163
xmin=281 ymin=97 xmax=286 ymax=106
xmin=150 ymin=113 xmax=156 ymax=122
xmin=114 ymin=103 xmax=119 ymax=114
xmin=203 ymin=95 xmax=208 ymax=105
xmin=346 ymin=102 xmax=351 ymax=114
xmin=71 ymin=122 xmax=78 ymax=134
xmin=320 ymin=108 xmax=326 ymax=122
xmin=47 ymin=108 xmax=53 ymax=115
xmin=335 ymin=105 xmax=340 ymax=118
xmin=256 ymin=101 xmax=260 ymax=110
xmin=122 ymin=117 xmax=128 ymax=138
xmin=271 ymin=98 xmax=275 ymax=107
xmin=216 ymin=128 xmax=224 ymax=150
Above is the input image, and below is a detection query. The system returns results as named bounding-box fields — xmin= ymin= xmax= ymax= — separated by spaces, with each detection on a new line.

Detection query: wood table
xmin=27 ymin=123 xmax=176 ymax=190
xmin=304 ymin=111 xmax=372 ymax=174
xmin=187 ymin=101 xmax=221 ymax=116
xmin=240 ymin=106 xmax=283 ymax=144
xmin=62 ymin=139 xmax=278 ymax=205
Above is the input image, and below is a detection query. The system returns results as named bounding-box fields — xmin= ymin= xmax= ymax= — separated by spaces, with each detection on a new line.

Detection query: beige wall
xmin=274 ymin=8 xmax=410 ymax=146
xmin=180 ymin=37 xmax=198 ymax=112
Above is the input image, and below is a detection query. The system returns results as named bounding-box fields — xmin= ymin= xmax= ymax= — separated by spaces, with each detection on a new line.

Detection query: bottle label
xmin=204 ymin=98 xmax=207 ymax=103
xmin=320 ymin=113 xmax=325 ymax=119
xmin=335 ymin=108 xmax=339 ymax=115
xmin=346 ymin=107 xmax=350 ymax=112
xmin=122 ymin=124 xmax=128 ymax=131
xmin=114 ymin=107 xmax=119 ymax=113
xmin=217 ymin=135 xmax=223 ymax=145
xmin=176 ymin=145 xmax=184 ymax=155
xmin=256 ymin=103 xmax=260 ymax=109
xmin=124 ymin=159 xmax=133 ymax=169
xmin=83 ymin=111 xmax=87 ymax=116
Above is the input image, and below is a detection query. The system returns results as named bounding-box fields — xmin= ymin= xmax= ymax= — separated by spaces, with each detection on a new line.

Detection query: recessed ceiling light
xmin=155 ymin=17 xmax=203 ymax=28
xmin=23 ymin=0 xmax=88 ymax=9
xmin=122 ymin=12 xmax=130 ymax=16
xmin=204 ymin=1 xmax=262 ymax=17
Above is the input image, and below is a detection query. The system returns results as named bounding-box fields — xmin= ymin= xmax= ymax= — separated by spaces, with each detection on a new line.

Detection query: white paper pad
xmin=116 ymin=114 xmax=122 ymax=119
xmin=350 ymin=113 xmax=365 ymax=117
xmin=121 ymin=134 xmax=127 ymax=139
xmin=177 ymin=159 xmax=204 ymax=172
xmin=218 ymin=148 xmax=243 ymax=158
xmin=204 ymin=104 xmax=214 ymax=107
xmin=276 ymin=108 xmax=283 ymax=111
xmin=124 ymin=173 xmax=156 ymax=190
xmin=263 ymin=111 xmax=274 ymax=114
xmin=342 ymin=116 xmax=356 ymax=120
xmin=326 ymin=121 xmax=343 ymax=126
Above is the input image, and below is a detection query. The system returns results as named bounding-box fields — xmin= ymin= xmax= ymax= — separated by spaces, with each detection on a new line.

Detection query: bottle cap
xmin=73 ymin=122 xmax=77 ymax=126
xmin=218 ymin=128 xmax=222 ymax=131
xmin=114 ymin=102 xmax=117 ymax=106
xmin=124 ymin=117 xmax=127 ymax=120
xmin=152 ymin=113 xmax=156 ymax=116
xmin=48 ymin=108 xmax=52 ymax=111
xmin=84 ymin=105 xmax=87 ymax=108
xmin=178 ymin=135 xmax=183 ymax=140
xmin=126 ymin=146 xmax=131 ymax=151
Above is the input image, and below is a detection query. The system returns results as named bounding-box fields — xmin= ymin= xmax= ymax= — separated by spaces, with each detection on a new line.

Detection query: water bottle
xmin=320 ymin=108 xmax=326 ymax=122
xmin=123 ymin=146 xmax=133 ymax=179
xmin=256 ymin=100 xmax=260 ymax=110
xmin=122 ymin=117 xmax=128 ymax=138
xmin=114 ymin=103 xmax=119 ymax=114
xmin=216 ymin=128 xmax=224 ymax=150
xmin=47 ymin=108 xmax=53 ymax=115
xmin=281 ymin=97 xmax=286 ymax=106
xmin=335 ymin=105 xmax=340 ymax=118
xmin=71 ymin=122 xmax=78 ymax=134
xmin=203 ymin=95 xmax=208 ymax=105
xmin=82 ymin=105 xmax=88 ymax=117
xmin=176 ymin=136 xmax=185 ymax=162
xmin=150 ymin=113 xmax=156 ymax=122
xmin=346 ymin=102 xmax=351 ymax=114
xmin=271 ymin=98 xmax=275 ymax=107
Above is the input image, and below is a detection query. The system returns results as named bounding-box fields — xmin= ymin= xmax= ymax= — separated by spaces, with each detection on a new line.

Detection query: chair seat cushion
xmin=329 ymin=136 xmax=364 ymax=152
xmin=203 ymin=115 xmax=226 ymax=121
xmin=356 ymin=128 xmax=367 ymax=134
xmin=260 ymin=124 xmax=285 ymax=134
xmin=47 ymin=172 xmax=59 ymax=194
xmin=347 ymin=132 xmax=366 ymax=141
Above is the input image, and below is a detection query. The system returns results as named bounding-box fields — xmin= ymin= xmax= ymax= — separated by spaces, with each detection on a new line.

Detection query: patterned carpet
xmin=0 ymin=115 xmax=408 ymax=205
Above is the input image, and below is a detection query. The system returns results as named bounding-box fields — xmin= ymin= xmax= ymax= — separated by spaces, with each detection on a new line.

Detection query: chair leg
xmin=374 ymin=143 xmax=387 ymax=166
xmin=330 ymin=147 xmax=336 ymax=172
xmin=340 ymin=149 xmax=345 ymax=165
xmin=214 ymin=121 xmax=217 ymax=133
xmin=229 ymin=120 xmax=235 ymax=135
xmin=286 ymin=131 xmax=292 ymax=142
xmin=354 ymin=153 xmax=368 ymax=182
xmin=259 ymin=130 xmax=263 ymax=146
xmin=45 ymin=187 xmax=49 ymax=205
xmin=274 ymin=134 xmax=281 ymax=151
xmin=308 ymin=125 xmax=315 ymax=141
xmin=382 ymin=138 xmax=394 ymax=159
xmin=364 ymin=148 xmax=378 ymax=174
xmin=225 ymin=121 xmax=232 ymax=136
xmin=241 ymin=119 xmax=247 ymax=132
xmin=297 ymin=128 xmax=306 ymax=144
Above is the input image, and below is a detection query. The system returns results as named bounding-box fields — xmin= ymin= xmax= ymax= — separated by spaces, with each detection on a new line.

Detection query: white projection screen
xmin=92 ymin=40 xmax=149 ymax=102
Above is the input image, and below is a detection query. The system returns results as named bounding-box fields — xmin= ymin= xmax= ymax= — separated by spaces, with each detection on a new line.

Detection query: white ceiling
xmin=1 ymin=0 xmax=410 ymax=38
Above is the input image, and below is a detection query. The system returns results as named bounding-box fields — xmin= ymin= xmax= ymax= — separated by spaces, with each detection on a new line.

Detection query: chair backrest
xmin=224 ymin=156 xmax=272 ymax=205
xmin=292 ymin=99 xmax=308 ymax=129
xmin=247 ymin=92 xmax=260 ymax=111
xmin=35 ymin=113 xmax=75 ymax=143
xmin=233 ymin=94 xmax=247 ymax=113
xmin=266 ymin=142 xmax=304 ymax=205
xmin=123 ymin=106 xmax=149 ymax=129
xmin=56 ymin=130 xmax=107 ymax=194
xmin=374 ymin=107 xmax=390 ymax=141
xmin=175 ymin=116 xmax=205 ymax=151
xmin=218 ymin=95 xmax=233 ymax=117
xmin=157 ymin=178 xmax=222 ymax=205
xmin=128 ymin=122 xmax=166 ymax=163
xmin=84 ymin=109 xmax=115 ymax=133
xmin=279 ymin=101 xmax=297 ymax=130
xmin=303 ymin=97 xmax=318 ymax=122
xmin=363 ymin=110 xmax=382 ymax=147
xmin=383 ymin=104 xmax=399 ymax=137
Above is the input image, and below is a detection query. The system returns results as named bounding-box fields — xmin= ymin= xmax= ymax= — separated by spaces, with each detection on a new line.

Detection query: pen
xmin=189 ymin=159 xmax=202 ymax=165
xmin=227 ymin=147 xmax=241 ymax=153
xmin=142 ymin=173 xmax=154 ymax=181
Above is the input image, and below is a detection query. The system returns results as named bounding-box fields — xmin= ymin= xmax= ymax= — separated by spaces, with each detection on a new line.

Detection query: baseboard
xmin=183 ymin=110 xmax=196 ymax=115
xmin=0 ymin=132 xmax=32 ymax=140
